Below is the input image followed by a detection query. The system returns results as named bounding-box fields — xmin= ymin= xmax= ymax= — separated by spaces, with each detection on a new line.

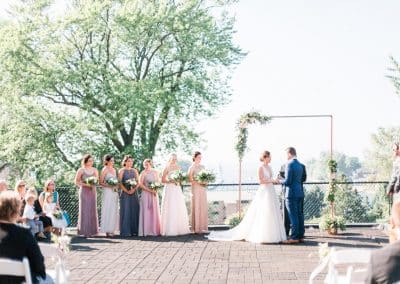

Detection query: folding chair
xmin=0 ymin=257 xmax=32 ymax=284
xmin=309 ymin=247 xmax=371 ymax=284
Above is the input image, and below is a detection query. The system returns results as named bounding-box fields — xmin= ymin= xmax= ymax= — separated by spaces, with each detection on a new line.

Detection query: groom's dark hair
xmin=286 ymin=147 xmax=297 ymax=156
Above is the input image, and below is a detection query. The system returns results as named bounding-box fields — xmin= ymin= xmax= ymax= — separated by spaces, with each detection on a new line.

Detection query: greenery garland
xmin=235 ymin=111 xmax=271 ymax=160
xmin=320 ymin=159 xmax=346 ymax=233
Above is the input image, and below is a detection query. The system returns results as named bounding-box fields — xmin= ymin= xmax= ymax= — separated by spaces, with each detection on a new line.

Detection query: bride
xmin=207 ymin=150 xmax=287 ymax=243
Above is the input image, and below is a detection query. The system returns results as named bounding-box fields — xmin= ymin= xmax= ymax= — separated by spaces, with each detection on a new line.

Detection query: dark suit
xmin=365 ymin=240 xmax=400 ymax=284
xmin=282 ymin=158 xmax=306 ymax=240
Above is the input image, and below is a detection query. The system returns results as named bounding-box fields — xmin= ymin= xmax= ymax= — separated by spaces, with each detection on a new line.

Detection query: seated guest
xmin=365 ymin=200 xmax=400 ymax=284
xmin=0 ymin=179 xmax=8 ymax=192
xmin=23 ymin=194 xmax=47 ymax=239
xmin=14 ymin=180 xmax=27 ymax=222
xmin=0 ymin=191 xmax=50 ymax=283
xmin=27 ymin=188 xmax=53 ymax=236
xmin=43 ymin=192 xmax=67 ymax=235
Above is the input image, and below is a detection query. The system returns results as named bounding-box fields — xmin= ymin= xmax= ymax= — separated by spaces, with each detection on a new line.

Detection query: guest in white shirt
xmin=23 ymin=194 xmax=47 ymax=239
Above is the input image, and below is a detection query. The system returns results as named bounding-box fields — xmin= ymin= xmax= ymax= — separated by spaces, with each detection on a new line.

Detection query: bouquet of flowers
xmin=149 ymin=182 xmax=163 ymax=192
xmin=125 ymin=178 xmax=137 ymax=187
xmin=53 ymin=209 xmax=63 ymax=220
xmin=195 ymin=170 xmax=216 ymax=185
xmin=85 ymin=176 xmax=98 ymax=185
xmin=106 ymin=177 xmax=118 ymax=186
xmin=168 ymin=170 xmax=188 ymax=185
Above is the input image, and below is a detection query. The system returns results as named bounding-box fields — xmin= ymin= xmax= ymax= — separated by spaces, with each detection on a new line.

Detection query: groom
xmin=280 ymin=147 xmax=306 ymax=244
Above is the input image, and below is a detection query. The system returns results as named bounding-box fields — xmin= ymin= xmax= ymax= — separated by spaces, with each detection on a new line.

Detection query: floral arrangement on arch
xmin=235 ymin=111 xmax=271 ymax=160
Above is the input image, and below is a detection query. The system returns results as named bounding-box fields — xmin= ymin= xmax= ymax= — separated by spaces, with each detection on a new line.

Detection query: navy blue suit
xmin=282 ymin=158 xmax=306 ymax=240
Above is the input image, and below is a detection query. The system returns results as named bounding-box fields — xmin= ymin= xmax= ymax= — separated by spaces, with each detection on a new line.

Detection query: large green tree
xmin=364 ymin=127 xmax=400 ymax=180
xmin=0 ymin=0 xmax=244 ymax=183
xmin=306 ymin=152 xmax=362 ymax=181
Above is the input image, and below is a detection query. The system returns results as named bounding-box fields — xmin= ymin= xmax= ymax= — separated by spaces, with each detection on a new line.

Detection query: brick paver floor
xmin=57 ymin=227 xmax=388 ymax=284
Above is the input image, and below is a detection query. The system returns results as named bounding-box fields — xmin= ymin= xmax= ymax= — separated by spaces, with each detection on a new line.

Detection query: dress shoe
xmin=299 ymin=238 xmax=305 ymax=243
xmin=282 ymin=239 xmax=300 ymax=244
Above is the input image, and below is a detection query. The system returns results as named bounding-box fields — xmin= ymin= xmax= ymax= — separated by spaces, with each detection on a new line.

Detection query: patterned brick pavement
xmin=57 ymin=227 xmax=388 ymax=284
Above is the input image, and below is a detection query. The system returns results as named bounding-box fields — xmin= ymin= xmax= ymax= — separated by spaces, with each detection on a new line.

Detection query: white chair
xmin=309 ymin=247 xmax=372 ymax=284
xmin=0 ymin=257 xmax=32 ymax=284
xmin=39 ymin=243 xmax=69 ymax=284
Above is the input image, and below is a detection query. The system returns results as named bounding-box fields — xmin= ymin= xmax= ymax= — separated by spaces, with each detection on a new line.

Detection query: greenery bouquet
xmin=85 ymin=176 xmax=98 ymax=185
xmin=195 ymin=170 xmax=216 ymax=185
xmin=149 ymin=182 xmax=163 ymax=192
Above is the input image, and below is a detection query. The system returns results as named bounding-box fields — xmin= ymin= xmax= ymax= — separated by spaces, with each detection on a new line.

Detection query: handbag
xmin=62 ymin=211 xmax=71 ymax=226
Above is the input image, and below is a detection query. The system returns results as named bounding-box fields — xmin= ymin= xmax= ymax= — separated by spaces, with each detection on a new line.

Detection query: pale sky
xmin=1 ymin=1 xmax=400 ymax=181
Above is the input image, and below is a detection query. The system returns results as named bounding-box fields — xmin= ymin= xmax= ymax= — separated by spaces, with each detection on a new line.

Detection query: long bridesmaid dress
xmin=100 ymin=172 xmax=119 ymax=234
xmin=119 ymin=169 xmax=140 ymax=237
xmin=190 ymin=164 xmax=208 ymax=233
xmin=138 ymin=171 xmax=161 ymax=236
xmin=78 ymin=169 xmax=99 ymax=236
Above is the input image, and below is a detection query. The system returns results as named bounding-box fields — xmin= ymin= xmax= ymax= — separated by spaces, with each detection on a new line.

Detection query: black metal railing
xmin=53 ymin=181 xmax=390 ymax=227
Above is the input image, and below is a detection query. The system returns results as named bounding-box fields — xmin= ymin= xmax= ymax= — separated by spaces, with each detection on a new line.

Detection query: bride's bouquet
xmin=195 ymin=170 xmax=216 ymax=185
xmin=168 ymin=170 xmax=188 ymax=185
xmin=149 ymin=182 xmax=163 ymax=192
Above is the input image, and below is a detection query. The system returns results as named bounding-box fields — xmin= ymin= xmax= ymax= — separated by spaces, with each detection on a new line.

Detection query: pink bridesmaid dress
xmin=138 ymin=171 xmax=161 ymax=236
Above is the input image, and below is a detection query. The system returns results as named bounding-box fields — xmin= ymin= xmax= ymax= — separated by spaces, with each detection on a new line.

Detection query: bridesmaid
xmin=188 ymin=151 xmax=208 ymax=234
xmin=74 ymin=154 xmax=99 ymax=237
xmin=118 ymin=155 xmax=140 ymax=237
xmin=160 ymin=154 xmax=190 ymax=236
xmin=138 ymin=159 xmax=161 ymax=236
xmin=99 ymin=154 xmax=119 ymax=237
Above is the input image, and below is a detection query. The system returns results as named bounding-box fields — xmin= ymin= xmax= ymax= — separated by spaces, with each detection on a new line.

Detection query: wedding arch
xmin=234 ymin=112 xmax=333 ymax=218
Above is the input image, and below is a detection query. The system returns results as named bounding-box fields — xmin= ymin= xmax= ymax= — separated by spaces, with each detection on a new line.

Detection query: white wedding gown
xmin=207 ymin=165 xmax=287 ymax=243
xmin=160 ymin=182 xmax=191 ymax=236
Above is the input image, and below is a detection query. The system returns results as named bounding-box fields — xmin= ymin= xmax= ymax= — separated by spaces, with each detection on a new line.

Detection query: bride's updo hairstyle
xmin=168 ymin=153 xmax=177 ymax=163
xmin=192 ymin=151 xmax=201 ymax=162
xmin=260 ymin=151 xmax=270 ymax=162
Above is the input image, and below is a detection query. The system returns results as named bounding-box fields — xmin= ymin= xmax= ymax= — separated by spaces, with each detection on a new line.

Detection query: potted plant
xmin=225 ymin=212 xmax=243 ymax=228
xmin=319 ymin=215 xmax=346 ymax=235
xmin=318 ymin=159 xmax=346 ymax=235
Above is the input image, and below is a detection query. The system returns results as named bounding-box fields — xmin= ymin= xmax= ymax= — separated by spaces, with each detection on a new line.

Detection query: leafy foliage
xmin=364 ymin=127 xmax=400 ymax=180
xmin=0 ymin=0 xmax=244 ymax=183
xmin=333 ymin=175 xmax=370 ymax=223
xmin=225 ymin=212 xmax=243 ymax=228
xmin=306 ymin=152 xmax=362 ymax=181
xmin=235 ymin=111 xmax=271 ymax=160
xmin=319 ymin=215 xmax=346 ymax=232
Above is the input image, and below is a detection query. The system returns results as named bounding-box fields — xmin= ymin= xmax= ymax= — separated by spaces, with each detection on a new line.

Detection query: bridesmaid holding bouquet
xmin=188 ymin=151 xmax=208 ymax=234
xmin=75 ymin=154 xmax=99 ymax=237
xmin=118 ymin=155 xmax=140 ymax=237
xmin=138 ymin=159 xmax=161 ymax=236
